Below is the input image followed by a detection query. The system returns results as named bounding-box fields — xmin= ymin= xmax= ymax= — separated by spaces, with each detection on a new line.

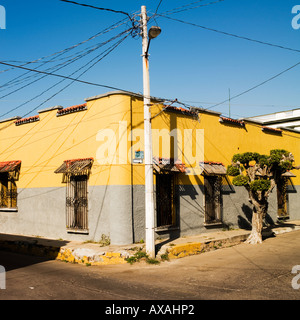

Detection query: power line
xmin=157 ymin=0 xmax=224 ymax=16
xmin=0 ymin=60 xmax=136 ymax=96
xmin=0 ymin=18 xmax=130 ymax=92
xmin=0 ymin=17 xmax=129 ymax=75
xmin=0 ymin=28 xmax=132 ymax=101
xmin=205 ymin=60 xmax=300 ymax=111
xmin=59 ymin=0 xmax=133 ymax=21
xmin=155 ymin=0 xmax=163 ymax=15
xmin=156 ymin=14 xmax=300 ymax=54
xmin=0 ymin=30 xmax=132 ymax=118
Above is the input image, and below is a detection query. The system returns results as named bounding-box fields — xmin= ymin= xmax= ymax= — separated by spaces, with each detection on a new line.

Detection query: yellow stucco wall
xmin=0 ymin=92 xmax=299 ymax=189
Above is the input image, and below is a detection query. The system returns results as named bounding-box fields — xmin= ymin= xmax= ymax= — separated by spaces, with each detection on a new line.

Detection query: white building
xmin=245 ymin=108 xmax=300 ymax=132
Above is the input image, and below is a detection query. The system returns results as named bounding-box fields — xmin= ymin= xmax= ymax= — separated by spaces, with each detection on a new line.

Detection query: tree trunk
xmin=246 ymin=204 xmax=264 ymax=245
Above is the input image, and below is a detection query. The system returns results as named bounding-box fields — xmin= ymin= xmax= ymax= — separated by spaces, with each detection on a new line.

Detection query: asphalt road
xmin=1 ymin=230 xmax=300 ymax=301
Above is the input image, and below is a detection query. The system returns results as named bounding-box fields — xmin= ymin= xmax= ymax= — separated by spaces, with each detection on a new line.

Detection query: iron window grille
xmin=65 ymin=174 xmax=89 ymax=233
xmin=55 ymin=158 xmax=93 ymax=233
xmin=0 ymin=173 xmax=18 ymax=209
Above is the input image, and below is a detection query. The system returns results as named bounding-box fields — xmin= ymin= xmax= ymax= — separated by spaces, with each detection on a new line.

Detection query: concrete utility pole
xmin=141 ymin=5 xmax=155 ymax=258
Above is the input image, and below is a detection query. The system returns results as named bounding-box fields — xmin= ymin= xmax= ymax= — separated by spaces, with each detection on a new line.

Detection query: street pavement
xmin=0 ymin=226 xmax=300 ymax=300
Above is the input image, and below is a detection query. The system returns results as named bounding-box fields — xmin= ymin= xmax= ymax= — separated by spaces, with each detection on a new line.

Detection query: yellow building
xmin=0 ymin=91 xmax=298 ymax=244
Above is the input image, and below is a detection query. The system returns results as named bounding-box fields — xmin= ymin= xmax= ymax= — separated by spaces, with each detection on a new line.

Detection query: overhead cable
xmin=157 ymin=14 xmax=300 ymax=54
xmin=205 ymin=60 xmax=300 ymax=111
xmin=0 ymin=30 xmax=132 ymax=118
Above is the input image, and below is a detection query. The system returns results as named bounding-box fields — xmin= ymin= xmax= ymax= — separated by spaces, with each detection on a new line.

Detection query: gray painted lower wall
xmin=0 ymin=183 xmax=299 ymax=245
xmin=0 ymin=185 xmax=133 ymax=245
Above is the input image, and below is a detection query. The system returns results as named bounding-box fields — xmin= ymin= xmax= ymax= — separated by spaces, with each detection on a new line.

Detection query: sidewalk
xmin=0 ymin=220 xmax=300 ymax=266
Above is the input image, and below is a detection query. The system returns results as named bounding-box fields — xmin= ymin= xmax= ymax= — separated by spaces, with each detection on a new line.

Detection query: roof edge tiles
xmin=261 ymin=126 xmax=282 ymax=134
xmin=219 ymin=116 xmax=245 ymax=127
xmin=163 ymin=105 xmax=198 ymax=117
xmin=15 ymin=115 xmax=40 ymax=126
xmin=56 ymin=103 xmax=87 ymax=117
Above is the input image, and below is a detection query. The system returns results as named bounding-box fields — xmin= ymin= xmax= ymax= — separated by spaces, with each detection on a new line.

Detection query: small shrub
xmin=134 ymin=250 xmax=148 ymax=260
xmin=125 ymin=249 xmax=160 ymax=265
xmin=99 ymin=234 xmax=110 ymax=247
xmin=125 ymin=256 xmax=137 ymax=265
xmin=146 ymin=258 xmax=160 ymax=265
xmin=160 ymin=253 xmax=169 ymax=261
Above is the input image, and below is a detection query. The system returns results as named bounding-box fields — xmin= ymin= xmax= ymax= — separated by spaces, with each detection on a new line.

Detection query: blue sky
xmin=0 ymin=0 xmax=299 ymax=119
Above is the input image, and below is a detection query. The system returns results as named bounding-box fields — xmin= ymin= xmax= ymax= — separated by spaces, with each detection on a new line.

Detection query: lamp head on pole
xmin=145 ymin=26 xmax=161 ymax=57
xmin=148 ymin=26 xmax=161 ymax=40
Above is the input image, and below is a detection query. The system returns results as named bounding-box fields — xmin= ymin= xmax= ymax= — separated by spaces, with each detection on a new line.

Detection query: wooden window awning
xmin=200 ymin=161 xmax=227 ymax=176
xmin=153 ymin=157 xmax=186 ymax=173
xmin=281 ymin=171 xmax=296 ymax=177
xmin=55 ymin=158 xmax=93 ymax=175
xmin=0 ymin=160 xmax=21 ymax=173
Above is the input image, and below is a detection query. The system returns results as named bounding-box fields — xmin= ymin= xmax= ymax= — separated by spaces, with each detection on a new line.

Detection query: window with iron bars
xmin=0 ymin=173 xmax=17 ymax=209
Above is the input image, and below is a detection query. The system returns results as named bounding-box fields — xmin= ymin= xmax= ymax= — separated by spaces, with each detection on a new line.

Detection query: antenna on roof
xmin=229 ymin=88 xmax=231 ymax=118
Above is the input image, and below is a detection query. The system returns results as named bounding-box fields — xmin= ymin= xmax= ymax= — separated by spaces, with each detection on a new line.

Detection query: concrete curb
xmin=0 ymin=235 xmax=142 ymax=266
xmin=157 ymin=232 xmax=251 ymax=260
xmin=1 ymin=221 xmax=300 ymax=265
xmin=56 ymin=247 xmax=132 ymax=266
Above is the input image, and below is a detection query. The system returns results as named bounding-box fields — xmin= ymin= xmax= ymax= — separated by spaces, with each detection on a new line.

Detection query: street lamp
xmin=145 ymin=26 xmax=162 ymax=58
xmin=141 ymin=6 xmax=161 ymax=258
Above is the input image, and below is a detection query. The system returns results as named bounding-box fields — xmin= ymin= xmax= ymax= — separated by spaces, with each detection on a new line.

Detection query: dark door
xmin=66 ymin=175 xmax=88 ymax=231
xmin=156 ymin=174 xmax=174 ymax=228
xmin=277 ymin=178 xmax=289 ymax=219
xmin=204 ymin=176 xmax=221 ymax=224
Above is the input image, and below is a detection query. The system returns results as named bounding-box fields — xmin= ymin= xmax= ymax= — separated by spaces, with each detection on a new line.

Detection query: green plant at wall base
xmin=160 ymin=253 xmax=170 ymax=261
xmin=146 ymin=258 xmax=160 ymax=265
xmin=125 ymin=256 xmax=137 ymax=264
xmin=125 ymin=249 xmax=160 ymax=265
xmin=134 ymin=250 xmax=148 ymax=260
xmin=99 ymin=234 xmax=110 ymax=247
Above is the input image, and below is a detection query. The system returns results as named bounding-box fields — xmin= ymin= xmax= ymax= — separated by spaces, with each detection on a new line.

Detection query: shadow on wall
xmin=237 ymin=203 xmax=276 ymax=230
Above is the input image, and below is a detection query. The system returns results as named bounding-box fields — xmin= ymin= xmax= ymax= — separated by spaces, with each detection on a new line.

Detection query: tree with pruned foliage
xmin=227 ymin=150 xmax=295 ymax=244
